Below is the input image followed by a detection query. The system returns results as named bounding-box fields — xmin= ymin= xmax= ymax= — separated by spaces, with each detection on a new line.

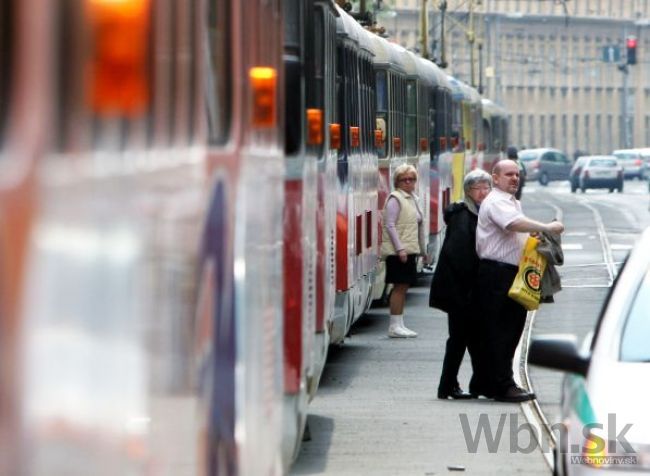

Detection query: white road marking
xmin=565 ymin=231 xmax=588 ymax=236
xmin=561 ymin=243 xmax=583 ymax=250
xmin=610 ymin=243 xmax=633 ymax=250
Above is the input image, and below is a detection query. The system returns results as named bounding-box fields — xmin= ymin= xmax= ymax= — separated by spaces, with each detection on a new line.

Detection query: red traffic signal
xmin=627 ymin=36 xmax=638 ymax=65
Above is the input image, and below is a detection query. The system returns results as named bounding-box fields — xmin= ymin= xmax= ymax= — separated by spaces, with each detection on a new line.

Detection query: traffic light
xmin=626 ymin=36 xmax=638 ymax=65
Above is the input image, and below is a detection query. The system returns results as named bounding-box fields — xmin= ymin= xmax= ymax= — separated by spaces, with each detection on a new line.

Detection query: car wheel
xmin=539 ymin=172 xmax=549 ymax=186
xmin=581 ymin=185 xmax=586 ymax=193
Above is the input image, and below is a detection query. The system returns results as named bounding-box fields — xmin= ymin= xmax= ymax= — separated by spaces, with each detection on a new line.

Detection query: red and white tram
xmin=0 ymin=1 xmax=508 ymax=474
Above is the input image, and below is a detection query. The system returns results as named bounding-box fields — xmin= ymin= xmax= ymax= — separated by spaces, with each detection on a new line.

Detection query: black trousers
xmin=470 ymin=259 xmax=527 ymax=396
xmin=438 ymin=310 xmax=474 ymax=392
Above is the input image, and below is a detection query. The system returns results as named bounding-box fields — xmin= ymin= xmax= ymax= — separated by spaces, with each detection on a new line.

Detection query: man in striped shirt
xmin=471 ymin=160 xmax=564 ymax=403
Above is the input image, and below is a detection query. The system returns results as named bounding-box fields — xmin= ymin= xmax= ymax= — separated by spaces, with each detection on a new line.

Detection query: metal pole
xmin=478 ymin=40 xmax=484 ymax=94
xmin=438 ymin=0 xmax=448 ymax=68
xmin=623 ymin=67 xmax=631 ymax=148
xmin=621 ymin=25 xmax=631 ymax=149
xmin=468 ymin=0 xmax=476 ymax=88
xmin=495 ymin=12 xmax=501 ymax=104
xmin=420 ymin=0 xmax=429 ymax=59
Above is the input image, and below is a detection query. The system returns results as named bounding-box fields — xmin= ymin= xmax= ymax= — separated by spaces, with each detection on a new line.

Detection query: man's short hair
xmin=506 ymin=146 xmax=518 ymax=159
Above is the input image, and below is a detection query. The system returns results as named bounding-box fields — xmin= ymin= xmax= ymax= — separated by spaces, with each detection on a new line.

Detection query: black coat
xmin=429 ymin=202 xmax=479 ymax=313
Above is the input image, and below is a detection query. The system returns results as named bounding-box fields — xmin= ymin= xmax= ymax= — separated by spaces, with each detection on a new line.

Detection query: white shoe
xmin=396 ymin=315 xmax=418 ymax=337
xmin=399 ymin=325 xmax=418 ymax=338
xmin=388 ymin=325 xmax=411 ymax=338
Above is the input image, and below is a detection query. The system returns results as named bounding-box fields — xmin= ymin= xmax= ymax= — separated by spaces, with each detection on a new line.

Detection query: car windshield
xmin=590 ymin=159 xmax=617 ymax=167
xmin=519 ymin=152 xmax=538 ymax=162
xmin=614 ymin=153 xmax=636 ymax=161
xmin=620 ymin=269 xmax=650 ymax=362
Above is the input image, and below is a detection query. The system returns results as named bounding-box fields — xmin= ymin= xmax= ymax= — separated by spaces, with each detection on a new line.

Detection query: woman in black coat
xmin=430 ymin=169 xmax=492 ymax=399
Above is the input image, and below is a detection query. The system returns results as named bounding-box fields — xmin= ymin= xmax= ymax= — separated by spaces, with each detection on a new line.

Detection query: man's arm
xmin=507 ymin=216 xmax=564 ymax=234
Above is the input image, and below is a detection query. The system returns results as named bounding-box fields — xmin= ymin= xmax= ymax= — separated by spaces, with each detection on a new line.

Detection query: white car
xmin=529 ymin=227 xmax=650 ymax=475
xmin=570 ymin=156 xmax=623 ymax=193
xmin=612 ymin=149 xmax=645 ymax=180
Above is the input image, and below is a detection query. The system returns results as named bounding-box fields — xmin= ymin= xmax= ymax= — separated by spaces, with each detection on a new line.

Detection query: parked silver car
xmin=519 ymin=148 xmax=573 ymax=186
xmin=529 ymin=227 xmax=650 ymax=475
xmin=612 ymin=149 xmax=645 ymax=180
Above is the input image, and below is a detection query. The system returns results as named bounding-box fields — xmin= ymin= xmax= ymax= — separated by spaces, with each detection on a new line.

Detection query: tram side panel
xmin=0 ymin=1 xmax=45 ymax=473
xmin=306 ymin=0 xmax=338 ymax=398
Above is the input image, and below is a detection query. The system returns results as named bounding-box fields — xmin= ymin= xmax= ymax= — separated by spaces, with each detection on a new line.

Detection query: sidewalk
xmin=291 ymin=278 xmax=550 ymax=475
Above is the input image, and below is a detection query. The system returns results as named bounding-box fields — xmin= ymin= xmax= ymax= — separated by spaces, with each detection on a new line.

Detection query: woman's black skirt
xmin=385 ymin=254 xmax=418 ymax=285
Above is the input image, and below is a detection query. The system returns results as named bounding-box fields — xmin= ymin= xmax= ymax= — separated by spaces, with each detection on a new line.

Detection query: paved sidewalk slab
xmin=292 ymin=282 xmax=550 ymax=475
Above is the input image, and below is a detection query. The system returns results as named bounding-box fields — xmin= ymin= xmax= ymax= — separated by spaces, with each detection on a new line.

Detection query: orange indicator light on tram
xmin=85 ymin=0 xmax=151 ymax=116
xmin=350 ymin=127 xmax=360 ymax=148
xmin=307 ymin=109 xmax=324 ymax=145
xmin=330 ymin=123 xmax=341 ymax=150
xmin=420 ymin=138 xmax=428 ymax=152
xmin=374 ymin=129 xmax=384 ymax=148
xmin=250 ymin=67 xmax=278 ymax=128
xmin=393 ymin=137 xmax=401 ymax=153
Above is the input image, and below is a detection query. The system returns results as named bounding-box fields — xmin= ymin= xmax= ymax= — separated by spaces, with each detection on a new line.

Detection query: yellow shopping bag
xmin=508 ymin=236 xmax=547 ymax=311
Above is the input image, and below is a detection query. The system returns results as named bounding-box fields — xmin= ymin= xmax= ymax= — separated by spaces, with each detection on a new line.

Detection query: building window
xmin=550 ymin=114 xmax=556 ymax=147
xmin=607 ymin=114 xmax=613 ymax=152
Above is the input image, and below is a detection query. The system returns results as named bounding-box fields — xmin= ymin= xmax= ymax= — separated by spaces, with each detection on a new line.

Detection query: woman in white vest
xmin=381 ymin=164 xmax=426 ymax=338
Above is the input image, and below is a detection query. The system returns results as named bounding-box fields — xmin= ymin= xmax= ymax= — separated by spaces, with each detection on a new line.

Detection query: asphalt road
xmin=291 ymin=179 xmax=650 ymax=475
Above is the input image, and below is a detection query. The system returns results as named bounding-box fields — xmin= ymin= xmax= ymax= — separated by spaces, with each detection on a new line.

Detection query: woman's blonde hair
xmin=393 ymin=164 xmax=418 ymax=188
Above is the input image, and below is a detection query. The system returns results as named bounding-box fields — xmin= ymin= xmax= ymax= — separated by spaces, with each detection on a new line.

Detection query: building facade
xmin=385 ymin=0 xmax=650 ymax=155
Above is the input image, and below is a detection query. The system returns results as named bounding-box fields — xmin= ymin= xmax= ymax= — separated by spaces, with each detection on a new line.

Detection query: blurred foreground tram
xmin=0 ymin=0 xmax=507 ymax=474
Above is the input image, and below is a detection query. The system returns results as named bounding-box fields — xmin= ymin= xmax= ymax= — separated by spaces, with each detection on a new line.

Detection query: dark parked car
xmin=571 ymin=155 xmax=623 ymax=193
xmin=519 ymin=148 xmax=573 ymax=186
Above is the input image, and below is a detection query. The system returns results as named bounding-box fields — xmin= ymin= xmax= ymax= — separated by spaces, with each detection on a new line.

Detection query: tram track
xmin=516 ymin=190 xmax=619 ymax=471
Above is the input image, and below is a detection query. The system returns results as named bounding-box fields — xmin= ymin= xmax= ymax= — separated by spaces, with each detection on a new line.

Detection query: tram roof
xmin=367 ymin=34 xmax=407 ymax=74
xmin=481 ymin=98 xmax=507 ymax=118
xmin=447 ymin=75 xmax=481 ymax=103
xmin=336 ymin=7 xmax=374 ymax=54
xmin=413 ymin=55 xmax=451 ymax=90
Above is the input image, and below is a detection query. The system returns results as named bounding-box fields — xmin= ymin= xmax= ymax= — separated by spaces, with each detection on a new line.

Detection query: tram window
xmin=206 ymin=0 xmax=231 ymax=145
xmin=335 ymin=43 xmax=347 ymax=159
xmin=283 ymin=0 xmax=302 ymax=156
xmin=376 ymin=71 xmax=388 ymax=112
xmin=405 ymin=80 xmax=417 ymax=156
xmin=376 ymin=71 xmax=388 ymax=158
xmin=310 ymin=10 xmax=325 ymax=158
xmin=0 ymin=1 xmax=12 ymax=148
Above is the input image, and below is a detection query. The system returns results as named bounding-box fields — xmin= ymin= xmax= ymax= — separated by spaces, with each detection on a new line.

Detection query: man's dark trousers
xmin=473 ymin=259 xmax=527 ymax=396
